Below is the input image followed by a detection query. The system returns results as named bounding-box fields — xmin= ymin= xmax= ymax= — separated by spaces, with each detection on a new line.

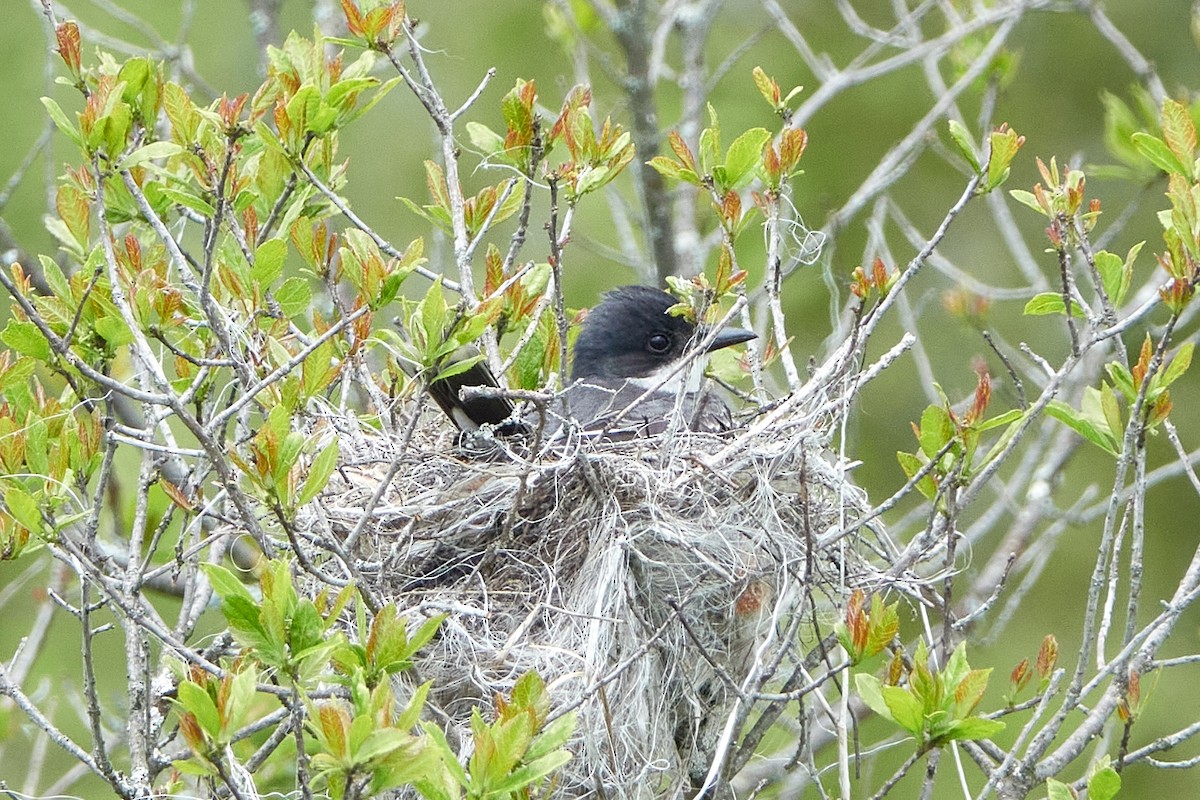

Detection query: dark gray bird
xmin=425 ymin=285 xmax=755 ymax=438
xmin=557 ymin=285 xmax=755 ymax=436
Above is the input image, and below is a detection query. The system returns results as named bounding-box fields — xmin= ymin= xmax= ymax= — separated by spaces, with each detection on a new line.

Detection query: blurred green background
xmin=2 ymin=0 xmax=1200 ymax=796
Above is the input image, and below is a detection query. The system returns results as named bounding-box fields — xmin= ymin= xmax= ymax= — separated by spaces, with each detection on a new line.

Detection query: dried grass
xmin=305 ymin=390 xmax=901 ymax=798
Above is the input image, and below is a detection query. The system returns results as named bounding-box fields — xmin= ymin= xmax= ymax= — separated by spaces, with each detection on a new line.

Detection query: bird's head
xmin=570 ymin=285 xmax=756 ymax=384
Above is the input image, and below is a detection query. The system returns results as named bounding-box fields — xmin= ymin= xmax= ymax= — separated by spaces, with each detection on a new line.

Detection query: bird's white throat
xmin=626 ymin=357 xmax=706 ymax=394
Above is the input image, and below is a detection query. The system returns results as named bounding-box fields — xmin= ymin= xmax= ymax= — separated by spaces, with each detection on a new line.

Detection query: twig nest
xmin=313 ymin=405 xmax=873 ymax=797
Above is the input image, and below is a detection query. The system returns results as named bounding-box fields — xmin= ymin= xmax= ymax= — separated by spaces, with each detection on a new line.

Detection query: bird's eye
xmin=646 ymin=333 xmax=672 ymax=353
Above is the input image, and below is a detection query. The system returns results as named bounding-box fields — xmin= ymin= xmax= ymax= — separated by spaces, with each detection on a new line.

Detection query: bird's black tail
xmin=425 ymin=346 xmax=526 ymax=435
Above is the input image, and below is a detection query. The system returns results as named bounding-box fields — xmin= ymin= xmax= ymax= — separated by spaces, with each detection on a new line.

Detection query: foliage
xmin=856 ymin=641 xmax=1005 ymax=750
xmin=170 ymin=558 xmax=572 ymax=799
xmin=1 ymin=1 xmax=1200 ymax=798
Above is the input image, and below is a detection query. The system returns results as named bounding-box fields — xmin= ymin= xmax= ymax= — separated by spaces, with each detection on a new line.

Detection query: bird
xmin=424 ymin=285 xmax=755 ymax=440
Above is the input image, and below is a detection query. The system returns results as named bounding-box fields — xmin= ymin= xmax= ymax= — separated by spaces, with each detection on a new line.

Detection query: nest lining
xmin=301 ymin=401 xmax=890 ymax=798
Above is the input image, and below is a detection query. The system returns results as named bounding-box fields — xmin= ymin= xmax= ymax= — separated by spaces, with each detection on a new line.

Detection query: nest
xmin=306 ymin=392 xmax=887 ymax=798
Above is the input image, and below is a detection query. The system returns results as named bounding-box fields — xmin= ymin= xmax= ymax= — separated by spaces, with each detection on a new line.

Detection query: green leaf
xmin=309 ymin=95 xmax=340 ymax=135
xmin=38 ymin=255 xmax=72 ymax=301
xmin=24 ymin=418 xmax=48 ymax=476
xmin=432 ymin=354 xmax=484 ymax=383
xmin=698 ymin=117 xmax=720 ymax=173
xmin=41 ymin=97 xmax=84 ymax=148
xmin=399 ymin=195 xmax=451 ymax=232
xmin=482 ymin=714 xmax=534 ymax=782
xmin=863 ymin=595 xmax=900 ymax=658
xmin=1 ymin=320 xmax=52 ymax=361
xmin=1160 ymin=98 xmax=1197 ymax=180
xmin=298 ymin=440 xmax=339 ymax=506
xmin=293 ymin=638 xmax=342 ymax=684
xmin=351 ymin=708 xmax=382 ymax=756
xmin=45 ymin=218 xmax=82 ymax=256
xmin=646 ymin=154 xmax=684 ymax=180
xmin=466 ymin=121 xmax=506 ymax=156
xmin=1132 ymin=132 xmax=1190 ymax=177
xmin=94 ymin=315 xmax=135 ymax=348
xmin=289 ymin=599 xmax=325 ymax=652
xmin=1118 ymin=241 xmax=1143 ymax=304
xmin=1100 ymin=102 xmax=1140 ymax=165
xmin=1160 ymin=342 xmax=1194 ymax=388
xmin=163 ymin=82 xmax=200 ymax=142
xmin=647 ymin=155 xmax=701 ymax=185
xmin=751 ymin=66 xmax=777 ymax=108
xmin=977 ymin=413 xmax=1023 ymax=471
xmin=1046 ymin=778 xmax=1075 ymax=800
xmin=172 ymin=758 xmax=217 ymax=777
xmin=1087 ymin=761 xmax=1122 ymax=800
xmin=264 ymin=555 xmax=299 ymax=614
xmin=1100 ymin=384 xmax=1123 ymax=443
xmin=985 ymin=127 xmax=1023 ymax=191
xmin=423 ymin=159 xmax=451 ymax=211
xmin=343 ymin=75 xmax=402 ymax=126
xmin=224 ymin=666 xmax=258 ymax=738
xmin=721 ymin=127 xmax=771 ymax=190
xmin=275 ymin=276 xmax=312 ymax=319
xmin=941 ymin=642 xmax=971 ymax=690
xmin=0 ymin=357 xmax=35 ymax=399
xmin=5 ymin=487 xmax=43 ymax=533
xmin=489 ymin=750 xmax=573 ymax=795
xmin=881 ymin=685 xmax=925 ymax=736
xmin=897 ymin=451 xmax=938 ymax=500
xmin=366 ymin=606 xmax=408 ymax=673
xmin=117 ymin=57 xmax=156 ymax=122
xmin=499 ymin=89 xmax=529 ymax=139
xmin=1009 ymin=189 xmax=1045 ymax=216
xmin=176 ymin=680 xmax=221 ymax=739
xmin=118 ymin=140 xmax=183 ymax=170
xmin=355 ymin=728 xmax=414 ymax=764
xmin=100 ymin=101 xmax=133 ymax=158
xmin=1156 ymin=208 xmax=1173 ymax=230
xmin=395 ymin=681 xmax=431 ymax=731
xmin=420 ymin=721 xmax=469 ymax=789
xmin=157 ymin=186 xmax=217 ymax=216
xmin=948 ymin=120 xmax=981 ymax=174
xmin=419 ymin=279 xmax=448 ymax=358
xmin=452 ymin=310 xmax=492 ymax=350
xmin=854 ymin=673 xmax=892 ymax=721
xmin=1106 ymin=362 xmax=1136 ymax=400
xmin=1093 ymin=250 xmax=1124 ymax=305
xmin=408 ymin=614 xmax=445 ymax=658
xmin=225 ymin=599 xmax=275 ymax=659
xmin=523 ymin=712 xmax=575 ymax=762
xmin=200 ymin=563 xmax=256 ymax=603
xmin=952 ymin=668 xmax=992 ymax=718
xmin=574 ymin=165 xmax=611 ymax=196
xmin=1023 ymin=292 xmax=1085 ymax=318
xmin=252 ymin=237 xmax=288 ymax=287
xmin=509 ymin=672 xmax=550 ymax=725
xmin=973 ymin=408 xmax=1023 ymax=433
xmin=1046 ymin=399 xmax=1118 ymax=455
xmin=918 ymin=405 xmax=954 ymax=459
xmin=325 ymin=76 xmax=379 ymax=112
xmin=938 ymin=715 xmax=1005 ymax=742
xmin=276 ymin=431 xmax=306 ymax=487
xmin=491 ymin=177 xmax=526 ymax=225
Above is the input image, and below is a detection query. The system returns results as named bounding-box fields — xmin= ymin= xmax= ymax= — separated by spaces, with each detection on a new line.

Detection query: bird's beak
xmin=701 ymin=325 xmax=757 ymax=352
